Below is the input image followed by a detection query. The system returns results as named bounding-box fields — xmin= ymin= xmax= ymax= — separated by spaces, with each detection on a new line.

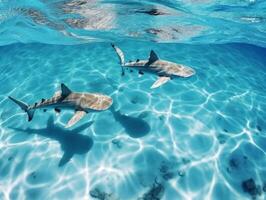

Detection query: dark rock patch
xmin=229 ymin=158 xmax=240 ymax=169
xmin=182 ymin=158 xmax=191 ymax=164
xmin=162 ymin=172 xmax=174 ymax=180
xmin=131 ymin=97 xmax=138 ymax=104
xmin=159 ymin=115 xmax=165 ymax=121
xmin=89 ymin=188 xmax=113 ymax=200
xmin=256 ymin=125 xmax=262 ymax=132
xmin=111 ymin=139 xmax=122 ymax=149
xmin=228 ymin=155 xmax=248 ymax=172
xmin=242 ymin=178 xmax=262 ymax=199
xmin=140 ymin=179 xmax=164 ymax=200
xmin=263 ymin=182 xmax=266 ymax=192
xmin=242 ymin=178 xmax=256 ymax=196
xmin=217 ymin=134 xmax=227 ymax=144
xmin=159 ymin=163 xmax=169 ymax=174
xmin=178 ymin=170 xmax=185 ymax=177
xmin=31 ymin=172 xmax=37 ymax=179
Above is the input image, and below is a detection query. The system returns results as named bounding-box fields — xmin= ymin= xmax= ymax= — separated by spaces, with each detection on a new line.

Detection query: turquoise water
xmin=1 ymin=1 xmax=266 ymax=200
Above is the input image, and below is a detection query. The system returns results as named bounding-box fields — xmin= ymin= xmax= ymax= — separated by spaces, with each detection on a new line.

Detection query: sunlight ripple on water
xmin=0 ymin=1 xmax=266 ymax=200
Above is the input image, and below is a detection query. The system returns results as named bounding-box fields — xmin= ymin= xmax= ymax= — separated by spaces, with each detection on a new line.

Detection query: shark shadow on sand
xmin=110 ymin=106 xmax=151 ymax=138
xmin=10 ymin=116 xmax=94 ymax=167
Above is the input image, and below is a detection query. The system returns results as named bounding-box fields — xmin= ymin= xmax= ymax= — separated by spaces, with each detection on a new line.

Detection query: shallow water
xmin=0 ymin=41 xmax=265 ymax=200
xmin=1 ymin=1 xmax=266 ymax=200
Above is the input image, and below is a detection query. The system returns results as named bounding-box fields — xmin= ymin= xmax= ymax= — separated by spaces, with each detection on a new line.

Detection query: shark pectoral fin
xmin=151 ymin=76 xmax=170 ymax=89
xmin=65 ymin=110 xmax=87 ymax=128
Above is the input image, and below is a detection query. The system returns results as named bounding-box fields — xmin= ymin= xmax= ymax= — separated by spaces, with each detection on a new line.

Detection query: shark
xmin=8 ymin=83 xmax=113 ymax=128
xmin=111 ymin=44 xmax=196 ymax=89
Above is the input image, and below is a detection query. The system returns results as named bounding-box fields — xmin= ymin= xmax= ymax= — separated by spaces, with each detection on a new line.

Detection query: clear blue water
xmin=0 ymin=1 xmax=266 ymax=200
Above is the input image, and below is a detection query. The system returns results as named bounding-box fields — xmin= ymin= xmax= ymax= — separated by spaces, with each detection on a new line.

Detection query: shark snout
xmin=175 ymin=66 xmax=195 ymax=77
xmin=184 ymin=67 xmax=195 ymax=77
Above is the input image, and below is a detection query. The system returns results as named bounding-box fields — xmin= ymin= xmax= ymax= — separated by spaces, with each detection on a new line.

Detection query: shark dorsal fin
xmin=148 ymin=50 xmax=159 ymax=64
xmin=61 ymin=83 xmax=72 ymax=97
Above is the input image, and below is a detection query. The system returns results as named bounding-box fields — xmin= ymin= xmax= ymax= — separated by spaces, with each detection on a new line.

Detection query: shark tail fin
xmin=111 ymin=43 xmax=125 ymax=76
xmin=8 ymin=96 xmax=35 ymax=121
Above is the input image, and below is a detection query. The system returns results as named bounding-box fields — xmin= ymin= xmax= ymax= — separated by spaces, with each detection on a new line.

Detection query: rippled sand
xmin=0 ymin=41 xmax=265 ymax=199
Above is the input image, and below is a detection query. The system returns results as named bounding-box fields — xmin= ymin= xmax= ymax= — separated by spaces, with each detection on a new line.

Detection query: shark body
xmin=111 ymin=44 xmax=195 ymax=89
xmin=9 ymin=83 xmax=112 ymax=128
